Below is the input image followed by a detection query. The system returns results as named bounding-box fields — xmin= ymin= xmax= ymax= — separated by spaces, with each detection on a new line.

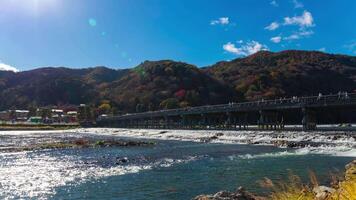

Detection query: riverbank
xmin=0 ymin=123 xmax=80 ymax=131
xmin=194 ymin=160 xmax=356 ymax=200
xmin=0 ymin=138 xmax=156 ymax=153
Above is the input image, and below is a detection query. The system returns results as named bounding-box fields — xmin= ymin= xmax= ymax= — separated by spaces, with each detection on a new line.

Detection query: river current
xmin=0 ymin=128 xmax=355 ymax=199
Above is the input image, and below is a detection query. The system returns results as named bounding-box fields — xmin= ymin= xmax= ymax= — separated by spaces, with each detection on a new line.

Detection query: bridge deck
xmin=104 ymin=93 xmax=356 ymax=121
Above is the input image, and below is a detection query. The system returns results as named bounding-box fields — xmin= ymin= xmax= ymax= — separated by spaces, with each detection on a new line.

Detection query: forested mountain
xmin=206 ymin=50 xmax=356 ymax=100
xmin=107 ymin=60 xmax=237 ymax=112
xmin=0 ymin=67 xmax=128 ymax=110
xmin=0 ymin=50 xmax=355 ymax=112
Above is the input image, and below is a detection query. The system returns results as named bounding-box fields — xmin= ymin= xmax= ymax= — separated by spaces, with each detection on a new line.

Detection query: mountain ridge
xmin=1 ymin=50 xmax=355 ymax=112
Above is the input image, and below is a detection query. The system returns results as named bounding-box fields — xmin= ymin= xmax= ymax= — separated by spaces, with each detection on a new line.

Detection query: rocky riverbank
xmin=193 ymin=160 xmax=356 ymax=200
xmin=0 ymin=123 xmax=80 ymax=131
xmin=0 ymin=139 xmax=156 ymax=153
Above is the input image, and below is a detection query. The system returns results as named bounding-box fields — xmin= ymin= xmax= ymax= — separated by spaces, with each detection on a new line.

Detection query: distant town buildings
xmin=0 ymin=107 xmax=79 ymax=124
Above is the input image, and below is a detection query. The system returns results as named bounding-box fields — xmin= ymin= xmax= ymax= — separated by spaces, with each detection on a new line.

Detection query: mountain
xmin=205 ymin=50 xmax=356 ymax=100
xmin=0 ymin=50 xmax=355 ymax=112
xmin=0 ymin=67 xmax=128 ymax=110
xmin=107 ymin=60 xmax=236 ymax=112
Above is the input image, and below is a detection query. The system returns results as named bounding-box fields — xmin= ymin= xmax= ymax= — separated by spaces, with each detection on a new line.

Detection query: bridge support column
xmin=302 ymin=108 xmax=317 ymax=131
xmin=258 ymin=110 xmax=265 ymax=129
xmin=225 ymin=112 xmax=232 ymax=129
xmin=259 ymin=110 xmax=282 ymax=130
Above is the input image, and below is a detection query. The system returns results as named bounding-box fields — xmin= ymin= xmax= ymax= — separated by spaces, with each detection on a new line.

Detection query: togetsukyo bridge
xmin=97 ymin=92 xmax=356 ymax=131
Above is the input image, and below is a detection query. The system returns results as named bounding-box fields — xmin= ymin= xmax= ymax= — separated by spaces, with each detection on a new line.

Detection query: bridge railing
xmin=106 ymin=92 xmax=356 ymax=120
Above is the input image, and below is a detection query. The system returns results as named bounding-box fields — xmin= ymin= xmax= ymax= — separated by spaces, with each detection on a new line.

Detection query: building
xmin=65 ymin=111 xmax=78 ymax=123
xmin=28 ymin=116 xmax=42 ymax=123
xmin=14 ymin=110 xmax=29 ymax=121
xmin=51 ymin=109 xmax=64 ymax=123
xmin=0 ymin=111 xmax=10 ymax=121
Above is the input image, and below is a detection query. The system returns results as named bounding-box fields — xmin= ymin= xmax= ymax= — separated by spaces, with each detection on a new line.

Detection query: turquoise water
xmin=0 ymin=131 xmax=354 ymax=199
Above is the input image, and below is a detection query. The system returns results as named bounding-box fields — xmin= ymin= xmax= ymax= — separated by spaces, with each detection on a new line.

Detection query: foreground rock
xmin=313 ymin=186 xmax=335 ymax=200
xmin=193 ymin=187 xmax=266 ymax=200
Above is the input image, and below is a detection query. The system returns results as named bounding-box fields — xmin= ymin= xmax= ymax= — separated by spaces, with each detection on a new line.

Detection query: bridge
xmin=97 ymin=92 xmax=356 ymax=131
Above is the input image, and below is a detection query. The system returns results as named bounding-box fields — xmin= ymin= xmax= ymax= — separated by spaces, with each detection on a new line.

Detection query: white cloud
xmin=265 ymin=10 xmax=315 ymax=44
xmin=270 ymin=36 xmax=282 ymax=43
xmin=223 ymin=42 xmax=240 ymax=54
xmin=270 ymin=0 xmax=279 ymax=7
xmin=318 ymin=47 xmax=326 ymax=52
xmin=0 ymin=61 xmax=19 ymax=72
xmin=292 ymin=0 xmax=304 ymax=8
xmin=223 ymin=40 xmax=269 ymax=56
xmin=298 ymin=30 xmax=314 ymax=36
xmin=284 ymin=34 xmax=300 ymax=41
xmin=210 ymin=17 xmax=229 ymax=25
xmin=283 ymin=30 xmax=313 ymax=41
xmin=265 ymin=22 xmax=280 ymax=31
xmin=284 ymin=10 xmax=314 ymax=27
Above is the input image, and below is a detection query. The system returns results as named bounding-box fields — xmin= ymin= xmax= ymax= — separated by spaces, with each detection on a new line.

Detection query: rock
xmin=272 ymin=140 xmax=288 ymax=147
xmin=200 ymin=137 xmax=212 ymax=143
xmin=272 ymin=140 xmax=323 ymax=148
xmin=332 ymin=135 xmax=340 ymax=140
xmin=116 ymin=157 xmax=129 ymax=164
xmin=215 ymin=133 xmax=224 ymax=137
xmin=200 ymin=135 xmax=219 ymax=143
xmin=193 ymin=187 xmax=266 ymax=200
xmin=313 ymin=186 xmax=335 ymax=200
xmin=210 ymin=136 xmax=219 ymax=140
xmin=194 ymin=195 xmax=214 ymax=200
xmin=159 ymin=131 xmax=168 ymax=134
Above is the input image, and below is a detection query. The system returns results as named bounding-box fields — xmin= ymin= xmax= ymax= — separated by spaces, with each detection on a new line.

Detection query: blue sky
xmin=0 ymin=0 xmax=355 ymax=71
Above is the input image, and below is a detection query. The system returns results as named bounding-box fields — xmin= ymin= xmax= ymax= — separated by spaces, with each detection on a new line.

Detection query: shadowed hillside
xmin=0 ymin=67 xmax=128 ymax=110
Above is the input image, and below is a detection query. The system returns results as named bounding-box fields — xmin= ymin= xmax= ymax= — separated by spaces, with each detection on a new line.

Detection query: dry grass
xmin=260 ymin=171 xmax=314 ymax=200
xmin=257 ymin=163 xmax=356 ymax=200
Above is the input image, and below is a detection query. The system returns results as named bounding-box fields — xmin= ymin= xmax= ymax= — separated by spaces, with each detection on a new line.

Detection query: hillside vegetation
xmin=0 ymin=50 xmax=355 ymax=112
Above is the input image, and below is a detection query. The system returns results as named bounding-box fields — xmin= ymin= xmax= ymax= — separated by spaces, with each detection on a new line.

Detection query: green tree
xmin=159 ymin=98 xmax=179 ymax=109
xmin=98 ymin=103 xmax=111 ymax=114
xmin=179 ymin=101 xmax=190 ymax=108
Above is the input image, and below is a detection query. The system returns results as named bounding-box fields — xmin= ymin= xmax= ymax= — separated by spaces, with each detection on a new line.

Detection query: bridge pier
xmin=302 ymin=108 xmax=317 ymax=131
xmin=258 ymin=110 xmax=284 ymax=130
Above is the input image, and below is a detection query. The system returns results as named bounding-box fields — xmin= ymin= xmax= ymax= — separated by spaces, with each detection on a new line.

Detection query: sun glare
xmin=2 ymin=0 xmax=60 ymax=16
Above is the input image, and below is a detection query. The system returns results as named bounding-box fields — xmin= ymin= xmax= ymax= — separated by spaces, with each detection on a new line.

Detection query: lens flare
xmin=88 ymin=18 xmax=97 ymax=27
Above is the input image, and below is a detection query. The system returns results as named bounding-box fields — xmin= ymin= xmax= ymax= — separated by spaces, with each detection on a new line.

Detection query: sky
xmin=0 ymin=0 xmax=355 ymax=72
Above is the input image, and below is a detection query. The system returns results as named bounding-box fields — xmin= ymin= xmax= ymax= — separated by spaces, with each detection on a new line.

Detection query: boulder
xmin=193 ymin=187 xmax=266 ymax=200
xmin=116 ymin=157 xmax=129 ymax=164
xmin=313 ymin=186 xmax=335 ymax=200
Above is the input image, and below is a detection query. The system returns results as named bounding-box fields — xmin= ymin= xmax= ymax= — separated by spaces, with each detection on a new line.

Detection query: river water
xmin=0 ymin=128 xmax=355 ymax=199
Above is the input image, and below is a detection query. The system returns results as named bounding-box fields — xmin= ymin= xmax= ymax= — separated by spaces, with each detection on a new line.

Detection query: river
xmin=0 ymin=128 xmax=355 ymax=199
